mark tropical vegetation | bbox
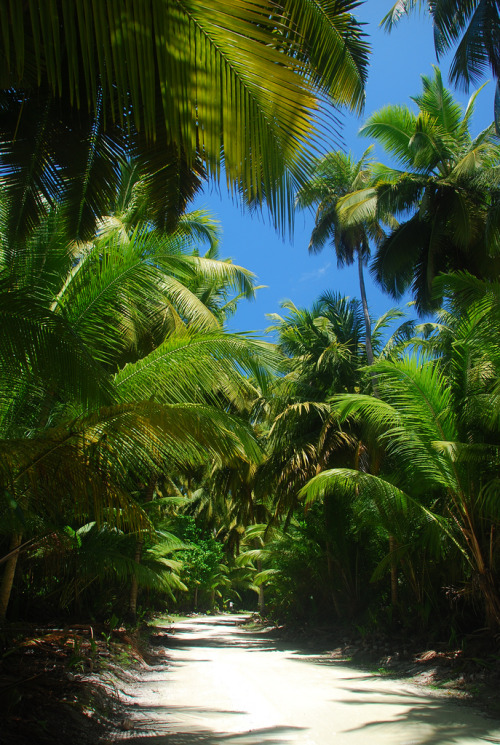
[0,0,369,238]
[2,1,500,660]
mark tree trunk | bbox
[257,559,265,614]
[325,543,341,618]
[0,533,22,622]
[129,538,143,623]
[389,534,398,610]
[129,474,156,623]
[357,251,374,365]
[479,569,500,631]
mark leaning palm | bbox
[301,289,500,630]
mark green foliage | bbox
[173,516,226,609]
[300,282,500,631]
[249,502,381,622]
[339,67,500,312]
[0,1,369,237]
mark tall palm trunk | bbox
[129,474,156,622]
[357,250,374,365]
[0,533,22,621]
[363,325,398,613]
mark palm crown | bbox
[338,68,500,312]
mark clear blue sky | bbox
[193,3,494,335]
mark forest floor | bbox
[1,614,500,744]
[0,621,153,745]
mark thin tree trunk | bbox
[129,474,156,623]
[478,569,500,631]
[389,534,398,610]
[0,533,22,622]
[357,251,374,365]
[129,539,143,623]
[325,543,341,618]
[257,560,265,614]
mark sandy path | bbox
[117,614,500,745]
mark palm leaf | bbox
[0,1,369,232]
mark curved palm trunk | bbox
[357,250,374,365]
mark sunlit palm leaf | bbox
[0,0,369,232]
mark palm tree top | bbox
[295,146,378,261]
[360,67,493,177]
[339,66,500,313]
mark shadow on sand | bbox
[115,616,500,745]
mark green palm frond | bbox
[53,229,261,368]
[381,1,423,31]
[0,1,369,232]
[412,67,465,137]
[0,89,126,242]
[0,399,264,529]
[299,467,468,558]
[442,1,500,87]
[279,0,368,110]
[370,357,457,442]
[114,331,280,407]
[0,283,114,419]
[175,211,221,254]
[360,106,419,168]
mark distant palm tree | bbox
[296,149,387,364]
[338,68,500,312]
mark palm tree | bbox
[382,1,500,126]
[301,277,500,630]
[338,67,500,312]
[24,522,189,618]
[0,1,369,239]
[0,210,279,620]
[296,149,387,364]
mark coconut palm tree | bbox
[0,209,279,620]
[301,277,500,630]
[296,149,388,364]
[338,67,500,312]
[0,1,369,240]
[382,0,500,126]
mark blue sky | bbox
[193,3,494,335]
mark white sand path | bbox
[116,614,500,745]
